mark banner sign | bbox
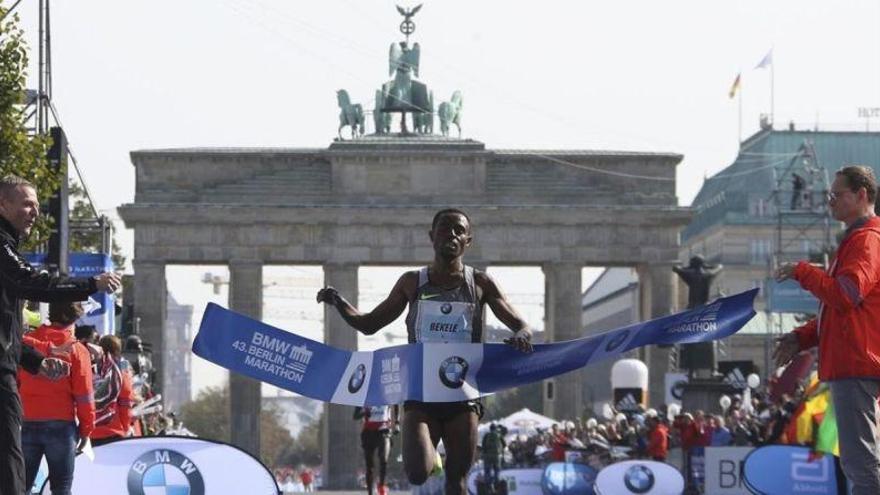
[542,462,598,495]
[613,387,645,413]
[193,289,757,406]
[743,445,838,495]
[689,447,705,489]
[39,436,278,494]
[704,447,751,495]
[766,278,818,313]
[499,469,544,495]
[26,252,115,333]
[664,372,688,406]
[594,461,684,495]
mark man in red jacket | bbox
[774,165,880,495]
[646,415,669,462]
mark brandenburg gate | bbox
[118,6,689,488]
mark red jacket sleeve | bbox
[71,344,95,438]
[117,368,134,434]
[21,335,51,356]
[792,318,818,351]
[794,230,880,313]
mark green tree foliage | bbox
[278,413,323,468]
[482,381,543,421]
[0,7,59,249]
[178,386,294,467]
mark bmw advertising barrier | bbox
[542,462,598,495]
[193,289,758,406]
[703,447,751,495]
[594,461,684,495]
[742,445,838,495]
[39,436,279,494]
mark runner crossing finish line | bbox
[192,288,758,406]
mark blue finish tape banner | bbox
[193,289,757,406]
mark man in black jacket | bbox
[0,175,119,495]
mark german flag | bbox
[728,73,741,99]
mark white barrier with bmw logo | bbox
[594,460,684,495]
[40,436,279,495]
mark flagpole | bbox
[770,50,775,127]
[739,85,743,143]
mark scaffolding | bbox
[763,140,834,371]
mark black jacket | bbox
[0,217,96,374]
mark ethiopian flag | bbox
[815,399,840,456]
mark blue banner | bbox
[26,253,115,334]
[192,289,757,406]
[743,445,838,495]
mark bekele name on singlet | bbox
[430,322,459,333]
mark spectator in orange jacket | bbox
[18,302,94,495]
[90,335,133,447]
[646,415,669,462]
[775,165,880,495]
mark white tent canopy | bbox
[478,408,560,444]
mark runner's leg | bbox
[378,431,390,488]
[402,407,440,486]
[440,409,478,495]
[363,430,376,495]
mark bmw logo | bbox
[439,356,469,389]
[348,364,367,393]
[671,380,687,400]
[127,449,205,495]
[441,303,453,314]
[605,330,630,352]
[623,464,655,493]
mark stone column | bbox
[322,263,360,489]
[228,260,263,457]
[638,264,678,407]
[542,263,582,420]
[132,260,167,393]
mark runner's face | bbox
[430,213,472,259]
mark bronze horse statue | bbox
[337,89,365,139]
[438,90,462,137]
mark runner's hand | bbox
[772,333,800,368]
[316,286,340,306]
[504,329,533,353]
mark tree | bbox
[278,412,323,468]
[0,6,60,249]
[178,385,295,467]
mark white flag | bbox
[755,49,773,69]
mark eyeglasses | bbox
[827,190,851,202]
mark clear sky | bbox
[9,0,880,401]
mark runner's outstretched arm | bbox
[317,272,414,335]
[475,271,533,352]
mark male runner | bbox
[318,208,532,495]
[354,404,399,495]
